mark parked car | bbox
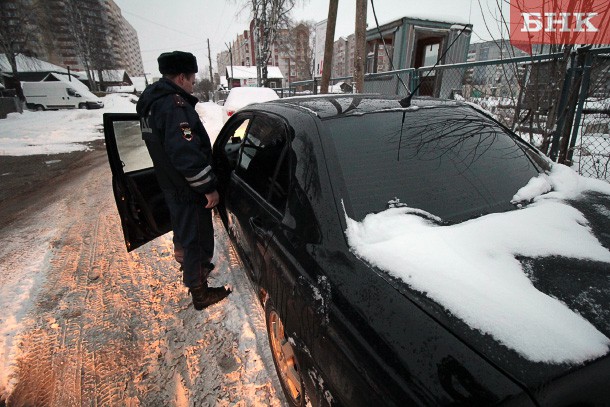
[103,95,610,406]
[222,86,279,122]
[22,81,103,110]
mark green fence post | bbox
[550,52,576,161]
[567,50,594,165]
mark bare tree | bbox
[473,0,604,158]
[277,20,315,83]
[248,0,299,87]
[63,0,114,92]
[194,74,214,101]
[0,0,46,102]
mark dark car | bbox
[103,95,610,406]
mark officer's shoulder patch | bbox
[173,94,186,107]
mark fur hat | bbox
[158,51,198,75]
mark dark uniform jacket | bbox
[136,78,216,202]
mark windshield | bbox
[326,105,549,222]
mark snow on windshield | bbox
[345,164,610,364]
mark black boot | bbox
[189,284,231,310]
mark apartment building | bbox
[105,0,144,76]
[466,40,529,98]
[218,22,312,88]
[1,0,143,77]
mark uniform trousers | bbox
[164,191,214,288]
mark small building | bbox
[365,16,472,97]
[0,54,87,90]
[226,65,285,88]
[91,69,133,92]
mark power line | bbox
[121,10,201,40]
[140,41,203,53]
[212,1,228,41]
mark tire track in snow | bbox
[3,150,285,406]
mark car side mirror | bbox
[75,93,82,97]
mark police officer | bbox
[136,51,230,310]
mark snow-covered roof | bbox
[106,85,136,93]
[376,13,471,27]
[226,65,284,80]
[0,54,86,79]
[91,69,130,83]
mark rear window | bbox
[327,105,549,222]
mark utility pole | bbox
[207,38,213,84]
[321,0,339,94]
[225,42,233,89]
[354,0,367,93]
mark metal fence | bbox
[284,47,610,182]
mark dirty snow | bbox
[346,164,610,364]
[0,95,269,403]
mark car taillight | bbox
[227,110,234,117]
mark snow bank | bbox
[346,164,610,364]
[0,94,137,156]
[195,102,224,144]
[0,95,224,157]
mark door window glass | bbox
[114,120,153,173]
[235,115,290,210]
[224,118,250,169]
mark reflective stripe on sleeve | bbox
[190,176,212,188]
[185,166,212,182]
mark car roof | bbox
[254,94,466,119]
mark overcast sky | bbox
[112,0,507,78]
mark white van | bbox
[23,81,104,110]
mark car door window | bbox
[113,120,153,173]
[224,118,251,169]
[235,114,290,211]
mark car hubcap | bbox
[269,310,302,403]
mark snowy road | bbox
[0,146,285,405]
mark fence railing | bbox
[283,47,610,182]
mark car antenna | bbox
[370,0,410,95]
[399,24,471,108]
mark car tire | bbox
[265,299,306,407]
[79,103,87,109]
[36,105,45,111]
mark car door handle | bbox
[249,217,271,239]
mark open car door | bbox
[103,113,170,251]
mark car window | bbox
[113,120,153,173]
[235,114,290,211]
[327,105,549,222]
[223,118,251,169]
